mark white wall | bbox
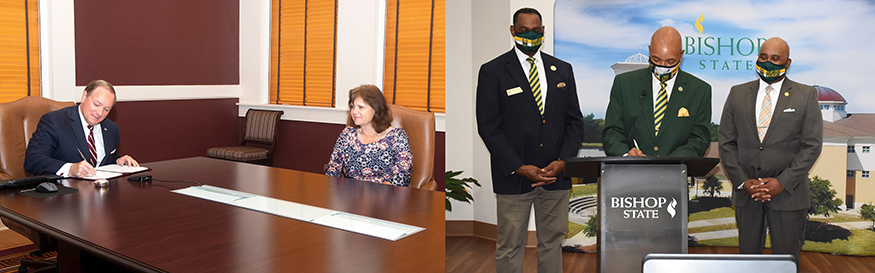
[856,142,875,171]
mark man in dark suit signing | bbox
[24,79,139,177]
[718,37,822,265]
[5,80,139,254]
[603,26,711,157]
[476,7,584,273]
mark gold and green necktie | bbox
[654,80,667,136]
[526,57,544,116]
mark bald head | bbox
[649,26,684,67]
[759,37,790,65]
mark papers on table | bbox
[96,164,149,174]
[172,185,425,241]
[79,164,150,180]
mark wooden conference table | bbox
[0,157,445,272]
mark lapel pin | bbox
[104,128,108,131]
[784,92,789,97]
[550,65,556,71]
[557,82,566,88]
[678,86,684,92]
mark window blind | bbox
[0,0,40,103]
[270,0,337,107]
[383,0,445,113]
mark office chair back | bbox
[388,105,437,190]
[0,96,75,179]
[244,109,283,143]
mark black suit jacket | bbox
[476,49,584,194]
[718,78,822,210]
[24,106,121,175]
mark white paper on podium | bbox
[172,185,425,241]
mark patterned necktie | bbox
[654,80,668,136]
[87,125,97,166]
[526,57,544,116]
[758,86,773,142]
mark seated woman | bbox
[325,85,413,187]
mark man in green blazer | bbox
[603,26,711,157]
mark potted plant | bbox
[445,170,481,212]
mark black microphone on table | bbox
[128,175,202,186]
[128,175,152,182]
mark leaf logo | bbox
[695,13,705,34]
[667,198,678,218]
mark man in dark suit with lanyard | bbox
[719,37,822,266]
[476,7,584,273]
[25,79,139,176]
[602,26,712,157]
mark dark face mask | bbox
[514,30,543,52]
[755,61,787,83]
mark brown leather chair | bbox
[0,96,74,180]
[387,105,437,190]
[0,96,73,257]
[207,109,284,166]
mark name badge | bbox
[506,87,523,96]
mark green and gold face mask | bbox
[755,61,787,83]
[649,60,679,82]
[514,31,543,53]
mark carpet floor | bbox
[0,245,56,273]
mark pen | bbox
[633,139,640,150]
[77,148,93,167]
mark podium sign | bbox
[565,156,719,273]
[600,163,688,273]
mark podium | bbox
[565,156,720,273]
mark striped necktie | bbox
[87,125,97,166]
[654,80,668,136]
[758,86,773,142]
[526,57,544,116]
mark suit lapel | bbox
[764,81,793,141]
[542,55,557,117]
[657,72,687,140]
[504,50,541,115]
[744,82,760,140]
[98,121,111,165]
[638,70,656,142]
[66,106,91,161]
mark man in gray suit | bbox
[718,37,822,264]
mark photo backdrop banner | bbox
[554,0,875,256]
[554,0,874,122]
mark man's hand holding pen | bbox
[74,148,97,177]
[71,160,96,178]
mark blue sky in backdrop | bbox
[553,0,875,122]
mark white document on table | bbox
[79,164,150,180]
